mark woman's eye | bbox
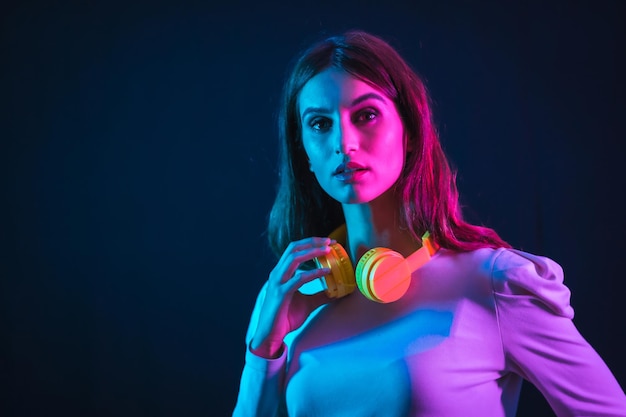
[355,109,378,123]
[310,118,332,132]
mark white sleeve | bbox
[492,249,626,417]
[232,282,288,417]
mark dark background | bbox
[2,0,625,416]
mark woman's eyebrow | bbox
[301,93,386,119]
[301,106,331,119]
[351,92,386,106]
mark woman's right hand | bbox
[249,237,335,359]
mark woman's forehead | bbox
[298,69,389,113]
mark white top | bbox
[233,247,626,416]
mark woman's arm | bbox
[232,237,333,416]
[232,282,287,417]
[492,249,626,416]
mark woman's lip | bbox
[345,161,365,170]
[333,161,366,175]
[334,168,368,182]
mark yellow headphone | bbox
[314,225,438,303]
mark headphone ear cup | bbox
[356,248,411,303]
[355,248,378,301]
[314,243,356,299]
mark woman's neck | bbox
[341,191,421,262]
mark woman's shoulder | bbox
[432,247,573,318]
[489,247,574,318]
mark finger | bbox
[284,266,331,293]
[278,246,333,283]
[286,237,335,254]
[279,238,335,274]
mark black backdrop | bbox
[2,1,625,416]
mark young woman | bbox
[232,30,626,416]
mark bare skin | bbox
[250,237,334,358]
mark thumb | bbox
[304,291,332,311]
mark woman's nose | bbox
[335,122,359,155]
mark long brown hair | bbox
[268,30,510,257]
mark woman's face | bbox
[298,69,405,204]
